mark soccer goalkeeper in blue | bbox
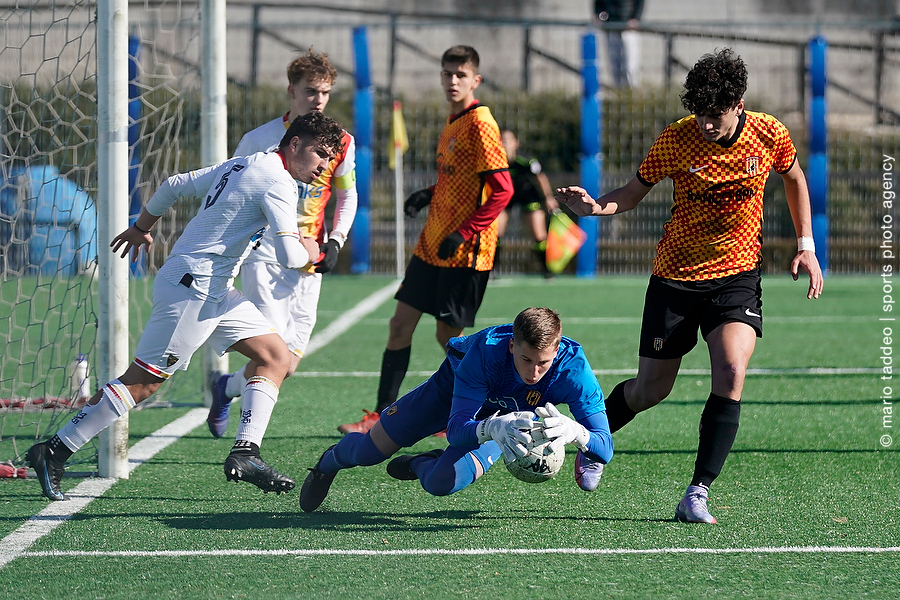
[300,307,612,512]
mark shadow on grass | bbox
[149,510,672,532]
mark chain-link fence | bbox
[217,5,899,275]
[3,2,899,278]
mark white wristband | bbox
[798,236,815,253]
[475,417,492,444]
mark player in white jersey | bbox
[26,112,346,501]
[206,49,358,438]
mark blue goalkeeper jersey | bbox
[445,324,612,462]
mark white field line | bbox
[346,315,874,326]
[0,408,208,569]
[20,545,900,559]
[0,281,399,570]
[303,280,399,357]
[298,367,880,378]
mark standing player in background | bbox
[495,128,558,277]
[557,49,823,523]
[301,308,612,512]
[592,0,644,88]
[338,45,513,435]
[27,113,345,500]
[206,49,357,438]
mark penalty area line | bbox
[21,545,900,559]
[0,408,208,570]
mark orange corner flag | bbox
[545,211,587,274]
[388,100,409,170]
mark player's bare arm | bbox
[299,236,320,266]
[556,176,650,217]
[535,172,559,212]
[780,161,824,299]
[110,207,158,262]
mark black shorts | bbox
[638,268,763,360]
[394,255,491,329]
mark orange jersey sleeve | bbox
[414,104,509,270]
[638,111,797,281]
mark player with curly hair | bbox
[557,48,823,523]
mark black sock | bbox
[230,440,260,455]
[376,346,411,412]
[47,435,73,463]
[691,393,741,489]
[604,381,637,433]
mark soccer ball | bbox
[503,426,565,483]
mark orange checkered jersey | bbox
[637,111,797,281]
[414,103,510,270]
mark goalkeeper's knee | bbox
[420,447,497,496]
[419,461,464,496]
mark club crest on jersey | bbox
[653,338,665,352]
[525,390,542,406]
[745,156,760,176]
[165,353,180,367]
[386,405,398,416]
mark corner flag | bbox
[388,100,409,170]
[545,210,587,274]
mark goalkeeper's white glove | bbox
[535,403,590,455]
[475,411,534,462]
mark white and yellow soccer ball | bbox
[503,424,565,483]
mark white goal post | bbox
[0,0,227,478]
[97,0,230,476]
[96,0,132,478]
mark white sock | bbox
[56,380,135,452]
[225,367,248,398]
[234,376,279,448]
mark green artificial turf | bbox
[0,274,896,599]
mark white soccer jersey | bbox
[151,151,301,301]
[233,113,357,265]
[233,117,285,157]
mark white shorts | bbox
[240,261,322,358]
[134,278,278,378]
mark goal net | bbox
[0,0,206,474]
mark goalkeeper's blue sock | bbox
[418,443,501,496]
[320,432,389,474]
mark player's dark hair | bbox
[680,48,748,116]
[513,307,562,350]
[286,47,338,85]
[441,45,480,70]
[279,111,344,156]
